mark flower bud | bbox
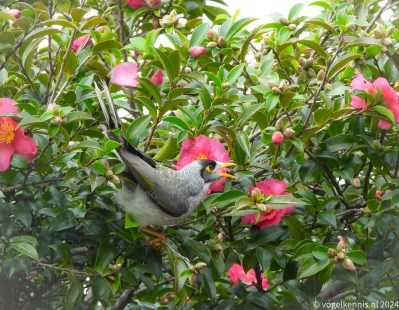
[256,203,267,212]
[47,103,60,115]
[268,80,278,88]
[382,37,393,46]
[279,16,289,25]
[373,28,384,39]
[337,251,346,259]
[275,118,284,131]
[207,41,218,48]
[327,248,337,258]
[337,236,347,252]
[211,243,223,252]
[386,26,395,37]
[189,46,206,58]
[333,256,340,264]
[51,116,64,126]
[352,178,361,188]
[272,131,285,145]
[251,187,262,201]
[105,169,114,179]
[317,70,325,81]
[7,9,21,19]
[145,0,162,9]
[184,67,192,74]
[283,128,295,138]
[102,159,110,168]
[375,189,383,200]
[272,87,281,95]
[305,58,314,69]
[290,17,298,24]
[373,140,383,150]
[324,83,332,91]
[360,30,369,37]
[160,19,173,28]
[298,58,306,67]
[307,68,316,77]
[263,35,270,43]
[288,24,297,31]
[217,232,224,241]
[189,273,196,285]
[207,29,219,41]
[342,257,356,271]
[222,82,231,89]
[194,262,207,271]
[346,23,355,30]
[68,141,75,148]
[108,263,122,272]
[217,36,227,47]
[279,80,287,89]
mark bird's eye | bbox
[205,165,212,173]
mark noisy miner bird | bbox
[94,81,235,241]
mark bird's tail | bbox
[94,80,157,168]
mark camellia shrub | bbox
[1,0,399,309]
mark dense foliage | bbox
[1,0,399,309]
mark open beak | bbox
[217,162,236,179]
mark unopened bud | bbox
[373,28,384,39]
[283,128,295,138]
[207,41,218,48]
[337,251,346,259]
[102,159,110,168]
[263,35,270,43]
[256,203,267,212]
[382,37,393,45]
[222,82,231,89]
[327,248,337,258]
[272,87,281,95]
[217,232,224,241]
[194,262,207,271]
[211,243,223,252]
[279,16,289,25]
[373,140,383,150]
[317,70,325,81]
[189,273,196,285]
[47,103,60,115]
[360,30,369,37]
[51,116,64,126]
[272,131,285,145]
[352,178,361,188]
[145,0,162,9]
[279,80,287,89]
[105,169,114,179]
[307,68,316,77]
[255,51,263,60]
[184,67,192,74]
[290,17,298,24]
[346,23,355,30]
[375,189,383,200]
[386,26,395,37]
[268,80,278,88]
[207,29,219,41]
[333,256,340,264]
[342,257,356,271]
[288,24,297,31]
[298,58,306,67]
[324,83,332,91]
[251,187,262,201]
[337,236,348,252]
[217,36,227,47]
[275,118,284,131]
[305,58,314,69]
[68,141,75,148]
[108,263,122,272]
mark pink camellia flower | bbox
[375,189,383,200]
[175,135,230,196]
[126,0,148,9]
[241,179,295,229]
[272,131,284,145]
[189,46,206,58]
[8,9,21,19]
[350,72,399,129]
[0,98,37,171]
[150,70,163,86]
[229,263,269,289]
[110,63,139,88]
[71,35,92,53]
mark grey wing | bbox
[151,169,203,217]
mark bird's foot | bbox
[142,228,166,247]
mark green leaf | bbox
[236,131,251,157]
[285,280,311,304]
[345,37,382,50]
[203,272,216,301]
[265,195,301,210]
[314,108,332,127]
[19,29,63,59]
[91,40,122,55]
[125,213,140,228]
[72,140,103,151]
[95,239,116,272]
[327,54,361,79]
[225,64,244,84]
[153,136,177,161]
[65,111,94,123]
[290,137,304,155]
[252,226,285,245]
[10,236,38,246]
[346,250,366,265]
[129,37,146,52]
[81,17,108,30]
[293,243,317,261]
[43,19,80,31]
[308,1,334,12]
[71,8,87,23]
[153,48,175,82]
[135,96,157,123]
[10,242,39,261]
[305,19,337,35]
[336,9,347,25]
[137,77,162,105]
[226,18,257,40]
[288,3,305,20]
[312,245,331,260]
[49,244,72,266]
[317,211,337,228]
[297,257,330,279]
[10,154,28,169]
[163,116,190,130]
[66,274,83,307]
[48,212,77,232]
[371,106,394,123]
[126,115,151,144]
[189,22,210,47]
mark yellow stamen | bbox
[196,153,208,160]
[0,120,15,144]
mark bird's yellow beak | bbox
[217,162,236,179]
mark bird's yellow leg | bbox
[141,228,166,246]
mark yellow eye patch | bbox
[205,166,211,172]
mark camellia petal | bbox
[373,78,398,105]
[150,70,164,86]
[0,143,15,172]
[111,63,139,88]
[126,0,148,9]
[228,263,269,289]
[71,34,92,53]
[0,98,18,114]
[12,128,38,163]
